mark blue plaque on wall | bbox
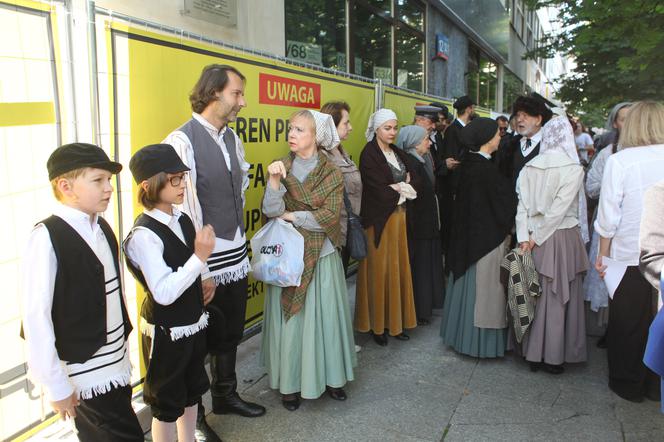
[435,33,450,60]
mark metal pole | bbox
[86,0,101,146]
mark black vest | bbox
[512,141,541,188]
[124,213,204,328]
[39,216,132,363]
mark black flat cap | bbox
[453,96,475,112]
[47,143,122,180]
[461,117,499,151]
[430,101,452,120]
[129,144,190,184]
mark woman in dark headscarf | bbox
[396,125,445,325]
[441,117,516,358]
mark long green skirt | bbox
[260,251,357,399]
[440,264,507,358]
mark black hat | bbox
[414,105,442,122]
[460,117,499,152]
[129,144,190,184]
[47,143,122,180]
[453,95,474,112]
[430,101,452,120]
[512,95,553,124]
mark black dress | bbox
[404,154,445,321]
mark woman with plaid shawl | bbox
[259,110,357,411]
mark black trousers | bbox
[75,385,143,441]
[206,277,249,354]
[607,266,659,399]
[143,327,209,422]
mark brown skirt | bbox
[355,207,417,335]
[522,227,589,365]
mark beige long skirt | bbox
[355,207,417,336]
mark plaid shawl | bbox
[500,249,541,343]
[279,152,343,320]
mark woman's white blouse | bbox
[595,144,664,265]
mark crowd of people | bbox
[19,63,664,442]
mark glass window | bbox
[284,0,346,70]
[478,57,497,110]
[503,68,524,113]
[395,27,423,90]
[352,3,392,80]
[395,0,424,30]
[366,0,392,17]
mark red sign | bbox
[259,73,321,109]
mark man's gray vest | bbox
[178,118,244,240]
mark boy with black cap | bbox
[21,143,142,441]
[123,143,216,441]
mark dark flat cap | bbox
[453,96,475,111]
[430,101,452,120]
[461,117,499,151]
[47,143,122,180]
[129,144,189,183]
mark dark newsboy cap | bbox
[47,143,123,180]
[430,101,452,120]
[129,144,190,184]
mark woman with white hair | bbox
[355,109,418,346]
[516,116,589,374]
[261,110,357,411]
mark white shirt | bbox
[164,113,250,233]
[585,145,613,199]
[22,204,130,401]
[516,153,584,245]
[575,132,594,162]
[595,144,664,264]
[124,207,206,306]
[165,113,251,283]
[455,118,466,128]
[519,129,543,158]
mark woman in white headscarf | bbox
[516,116,590,374]
[355,109,418,346]
[260,110,356,411]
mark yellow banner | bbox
[109,24,375,339]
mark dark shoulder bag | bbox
[343,190,368,260]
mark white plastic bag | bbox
[250,218,305,287]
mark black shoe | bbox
[372,331,388,346]
[195,405,223,442]
[417,318,430,326]
[326,386,347,401]
[212,392,266,417]
[529,362,541,372]
[281,394,300,411]
[543,363,564,375]
[210,352,266,417]
[596,335,607,349]
[394,333,410,341]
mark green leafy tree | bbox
[525,0,664,125]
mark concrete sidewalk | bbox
[205,276,664,442]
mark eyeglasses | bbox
[168,174,186,187]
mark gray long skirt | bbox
[522,227,589,365]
